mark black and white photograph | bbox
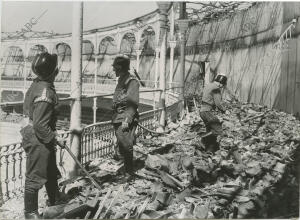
[0,0,299,219]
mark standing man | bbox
[20,52,65,219]
[111,55,139,181]
[199,74,228,152]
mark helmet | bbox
[31,52,58,80]
[214,74,227,85]
[112,55,130,71]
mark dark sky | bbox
[1,1,157,34]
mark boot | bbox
[45,180,56,206]
[124,160,135,182]
[113,145,124,162]
[45,180,68,206]
[202,134,219,153]
[24,191,41,219]
[25,212,41,219]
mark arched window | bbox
[1,46,24,78]
[99,36,117,55]
[53,43,71,82]
[120,33,136,56]
[140,27,155,56]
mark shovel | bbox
[57,142,102,191]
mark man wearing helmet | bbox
[20,52,65,218]
[199,74,229,152]
[111,55,139,181]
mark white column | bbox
[93,55,98,124]
[23,44,28,97]
[69,1,83,178]
[170,5,175,37]
[23,60,27,96]
[177,18,189,116]
[154,48,160,89]
[169,40,176,90]
[153,48,160,110]
[157,2,171,131]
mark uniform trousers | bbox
[199,111,223,151]
[20,125,60,196]
[113,122,137,174]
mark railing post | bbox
[178,2,189,117]
[93,55,98,124]
[157,2,171,131]
[154,48,160,110]
[69,1,83,178]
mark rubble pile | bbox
[0,102,299,219]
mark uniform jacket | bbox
[23,78,58,144]
[200,81,225,113]
[112,72,139,124]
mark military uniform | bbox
[200,81,226,151]
[112,72,139,174]
[21,78,60,216]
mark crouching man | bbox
[200,74,228,152]
[21,52,65,219]
[111,55,139,181]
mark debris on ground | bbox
[0,101,299,219]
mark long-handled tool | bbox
[57,142,102,191]
[133,68,146,87]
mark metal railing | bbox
[0,88,180,203]
[0,131,71,202]
[0,142,25,201]
[273,18,297,49]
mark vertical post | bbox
[154,48,160,89]
[23,60,27,99]
[93,55,97,124]
[157,2,171,131]
[69,1,83,178]
[136,49,142,73]
[169,4,176,90]
[169,41,176,91]
[93,33,98,124]
[23,44,28,98]
[153,48,160,110]
[177,2,189,117]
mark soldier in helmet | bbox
[111,55,139,181]
[20,52,65,219]
[199,74,229,152]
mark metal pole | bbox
[169,4,176,91]
[157,2,171,131]
[23,60,27,98]
[69,1,83,178]
[23,44,28,99]
[159,31,166,130]
[169,41,176,91]
[153,48,160,110]
[93,55,97,124]
[178,2,189,117]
